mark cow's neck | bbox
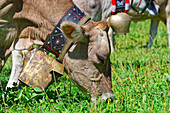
[43,5,90,62]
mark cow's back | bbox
[0,0,74,59]
[13,0,74,42]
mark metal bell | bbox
[19,48,64,91]
[109,12,131,35]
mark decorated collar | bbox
[111,0,130,15]
[43,5,90,58]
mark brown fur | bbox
[0,0,113,99]
[73,0,170,48]
[0,0,73,70]
[61,20,112,98]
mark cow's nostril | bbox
[101,93,114,102]
[91,5,96,9]
[89,3,97,9]
[89,1,97,9]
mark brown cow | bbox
[73,0,169,49]
[0,0,74,88]
[0,0,114,100]
[61,20,113,100]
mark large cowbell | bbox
[109,12,131,35]
[19,48,64,91]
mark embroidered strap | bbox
[43,5,90,58]
[111,0,130,15]
[131,0,151,14]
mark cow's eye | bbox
[97,28,104,36]
[97,55,104,64]
[100,32,104,36]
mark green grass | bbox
[0,20,170,112]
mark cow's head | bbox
[61,20,113,101]
[73,0,160,21]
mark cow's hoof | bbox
[1,92,8,99]
[147,43,152,49]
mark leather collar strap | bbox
[131,0,150,14]
[43,5,90,58]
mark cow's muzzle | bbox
[91,92,114,102]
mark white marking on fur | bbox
[6,50,28,89]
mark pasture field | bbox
[0,20,170,113]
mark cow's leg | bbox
[147,19,159,49]
[0,52,11,72]
[6,49,28,89]
[108,27,114,53]
[166,1,170,47]
[0,56,10,72]
[0,58,5,72]
[167,21,170,47]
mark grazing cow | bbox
[0,0,113,100]
[0,0,74,89]
[61,20,113,100]
[73,0,169,49]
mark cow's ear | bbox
[61,21,85,42]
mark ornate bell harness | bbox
[111,0,153,15]
[111,0,130,14]
[43,5,90,61]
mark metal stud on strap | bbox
[43,5,90,59]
